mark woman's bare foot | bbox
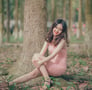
[42,79,53,90]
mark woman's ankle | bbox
[9,81,14,86]
[44,77,50,81]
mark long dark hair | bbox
[45,19,69,46]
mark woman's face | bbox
[53,24,63,36]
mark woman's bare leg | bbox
[39,65,50,81]
[9,68,41,86]
[8,64,50,89]
[32,54,51,88]
[39,65,51,89]
[32,54,50,81]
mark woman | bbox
[0,19,68,89]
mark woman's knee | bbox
[32,53,43,64]
[32,53,45,67]
[32,53,40,61]
[33,53,40,59]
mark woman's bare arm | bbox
[32,41,48,65]
[41,39,65,63]
[40,41,49,56]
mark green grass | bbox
[3,35,23,43]
[70,35,84,43]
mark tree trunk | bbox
[51,0,55,22]
[68,0,72,40]
[0,0,3,46]
[62,0,66,20]
[9,0,47,85]
[2,0,4,38]
[6,0,10,42]
[77,0,82,39]
[56,0,61,19]
[13,0,19,40]
[85,0,92,56]
[51,0,57,22]
[19,0,24,39]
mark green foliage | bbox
[89,81,92,85]
[9,83,16,90]
[68,52,88,59]
[3,37,6,42]
[0,62,4,65]
[66,82,76,90]
[7,75,14,82]
[54,81,61,86]
[60,88,63,90]
[72,60,77,66]
[78,59,87,66]
[6,58,13,64]
[3,35,23,43]
[70,35,84,44]
[77,71,86,76]
[8,83,31,90]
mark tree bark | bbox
[85,0,92,56]
[51,0,55,22]
[56,0,61,19]
[51,0,57,22]
[62,0,66,20]
[2,0,4,38]
[0,0,3,46]
[6,0,10,42]
[13,0,19,40]
[77,0,82,39]
[68,0,72,40]
[19,0,24,39]
[9,0,47,85]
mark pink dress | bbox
[45,43,67,76]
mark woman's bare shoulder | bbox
[59,39,66,48]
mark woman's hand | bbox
[37,60,44,67]
[37,57,46,68]
[32,53,46,68]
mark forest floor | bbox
[0,44,92,90]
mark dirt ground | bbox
[0,45,22,75]
[0,44,92,90]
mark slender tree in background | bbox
[51,0,56,22]
[77,0,82,39]
[51,0,55,22]
[85,0,92,56]
[82,0,85,23]
[62,0,66,20]
[68,0,72,39]
[56,0,61,19]
[0,0,2,46]
[2,0,4,38]
[6,0,10,42]
[9,0,47,85]
[13,0,18,40]
[19,0,24,39]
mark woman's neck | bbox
[51,36,56,45]
[53,36,56,40]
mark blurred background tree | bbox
[85,0,92,56]
[0,0,87,44]
[0,0,3,46]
